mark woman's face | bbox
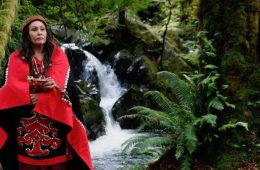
[28,21,47,47]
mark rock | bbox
[81,97,105,140]
[112,49,134,83]
[125,54,158,86]
[111,85,145,129]
[64,48,87,80]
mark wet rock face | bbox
[81,97,105,140]
[111,85,145,129]
[125,57,150,85]
[76,79,103,140]
[112,50,134,83]
[112,50,158,86]
[64,48,87,81]
[63,47,105,140]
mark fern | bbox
[118,113,143,121]
[180,156,191,170]
[183,124,197,154]
[218,122,249,132]
[193,114,217,128]
[157,71,195,110]
[142,136,174,148]
[208,97,224,111]
[122,135,150,153]
[120,65,242,169]
[122,134,174,163]
[175,134,185,159]
[127,106,178,132]
[144,90,177,114]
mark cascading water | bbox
[85,52,138,170]
[62,44,137,170]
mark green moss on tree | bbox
[0,0,18,59]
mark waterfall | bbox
[62,44,136,170]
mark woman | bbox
[0,15,93,170]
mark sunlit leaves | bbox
[218,122,249,132]
[35,0,154,44]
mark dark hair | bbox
[18,21,53,73]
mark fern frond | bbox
[117,114,143,122]
[175,133,185,159]
[128,106,177,132]
[180,156,191,170]
[183,74,196,87]
[204,64,218,70]
[208,98,224,111]
[122,135,173,162]
[184,124,198,154]
[139,148,162,157]
[141,136,173,148]
[122,135,150,153]
[218,122,249,132]
[193,114,217,128]
[157,71,195,110]
[145,90,177,114]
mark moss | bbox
[246,0,259,63]
[249,70,260,89]
[236,88,256,100]
[0,0,19,63]
[216,151,248,170]
[0,32,9,45]
[0,46,4,59]
[142,55,158,74]
[221,50,248,75]
[81,98,103,124]
[162,50,191,73]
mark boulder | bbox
[81,97,105,140]
[111,85,146,129]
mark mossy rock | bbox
[162,49,191,73]
[81,97,105,140]
[125,54,158,86]
[112,49,134,82]
[77,81,100,104]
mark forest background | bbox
[0,0,259,169]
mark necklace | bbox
[31,57,45,78]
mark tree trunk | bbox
[198,0,260,168]
[0,0,19,61]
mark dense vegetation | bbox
[0,0,259,169]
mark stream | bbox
[62,44,145,170]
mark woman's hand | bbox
[41,77,56,91]
[30,93,38,105]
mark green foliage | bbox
[158,71,195,110]
[184,124,197,154]
[0,0,19,78]
[122,135,173,155]
[0,0,41,78]
[121,134,174,169]
[145,91,177,114]
[180,156,191,170]
[182,31,217,69]
[218,122,249,132]
[119,106,178,133]
[30,0,154,44]
[194,114,217,128]
[119,33,248,169]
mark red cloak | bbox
[0,43,93,170]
